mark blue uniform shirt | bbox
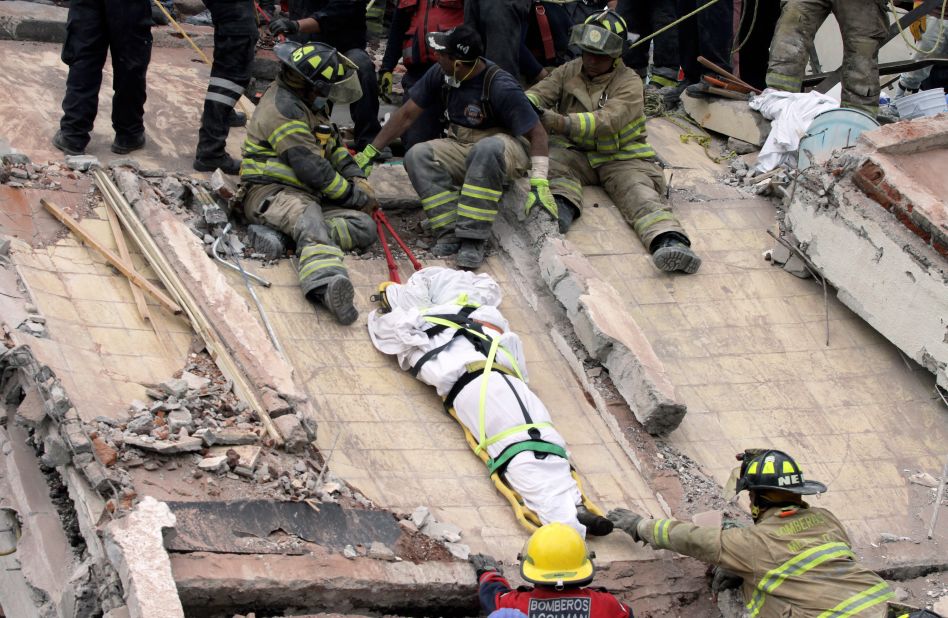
[409,60,539,136]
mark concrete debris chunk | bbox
[273,414,308,453]
[201,427,257,446]
[207,444,261,469]
[727,136,758,155]
[445,542,471,560]
[878,532,914,544]
[343,544,358,559]
[65,155,100,171]
[261,387,293,418]
[41,432,71,467]
[167,409,194,433]
[367,541,398,561]
[179,370,210,391]
[410,505,432,529]
[126,413,155,435]
[197,455,228,472]
[61,422,92,454]
[908,472,939,488]
[124,435,204,455]
[210,168,237,199]
[159,176,187,203]
[421,520,462,543]
[159,378,189,398]
[1,152,30,166]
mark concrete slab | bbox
[680,93,771,146]
[0,41,245,174]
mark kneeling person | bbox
[240,42,376,325]
[527,10,701,274]
[367,267,612,536]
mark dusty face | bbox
[582,51,615,78]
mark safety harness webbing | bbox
[412,301,567,473]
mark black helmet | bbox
[735,449,827,495]
[570,9,630,58]
[274,41,362,104]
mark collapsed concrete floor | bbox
[1,11,947,618]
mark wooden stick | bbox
[697,55,762,94]
[105,203,151,322]
[40,198,184,316]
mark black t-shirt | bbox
[409,60,539,135]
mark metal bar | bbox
[928,454,948,539]
[211,235,272,287]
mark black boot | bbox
[318,275,358,325]
[52,131,84,156]
[111,133,146,154]
[430,232,461,257]
[650,232,702,274]
[193,154,240,175]
[248,224,289,260]
[456,239,487,270]
[556,196,580,234]
[577,505,614,536]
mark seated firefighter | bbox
[526,10,702,275]
[239,41,376,325]
[609,449,895,618]
[473,523,632,617]
[353,25,557,270]
[367,267,614,536]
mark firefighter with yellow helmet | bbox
[526,9,701,274]
[239,41,377,325]
[609,449,895,618]
[473,522,633,617]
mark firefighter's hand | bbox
[710,566,743,602]
[338,179,370,210]
[524,177,557,218]
[607,508,643,542]
[469,553,502,578]
[540,110,569,135]
[378,70,394,103]
[354,144,381,176]
[269,17,300,36]
[353,177,378,212]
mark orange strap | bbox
[534,3,556,63]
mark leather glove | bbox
[354,144,382,176]
[338,179,369,211]
[910,14,926,42]
[524,177,557,218]
[378,70,394,103]
[269,17,300,36]
[469,553,502,578]
[710,566,742,601]
[540,110,569,136]
[607,508,643,541]
[352,177,377,212]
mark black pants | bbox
[344,48,383,150]
[676,0,733,83]
[59,0,153,149]
[735,0,781,90]
[196,0,258,160]
[465,0,532,78]
[618,0,680,77]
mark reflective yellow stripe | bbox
[422,190,457,210]
[526,92,542,106]
[766,72,802,91]
[550,177,583,196]
[239,159,306,189]
[428,210,458,228]
[242,140,276,157]
[747,542,854,617]
[300,244,343,261]
[650,74,677,88]
[330,218,353,251]
[458,203,497,221]
[817,582,894,618]
[268,120,311,148]
[299,257,345,280]
[573,112,595,139]
[651,519,672,547]
[331,147,350,165]
[460,184,502,201]
[587,145,657,166]
[322,172,348,200]
[633,210,678,237]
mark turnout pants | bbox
[59,0,153,150]
[452,372,585,536]
[404,128,530,241]
[243,185,375,297]
[767,0,888,114]
[196,0,258,160]
[617,0,680,85]
[550,148,686,250]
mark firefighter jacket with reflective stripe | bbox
[526,58,656,167]
[240,76,363,199]
[636,505,892,618]
[397,0,464,68]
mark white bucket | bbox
[894,88,947,120]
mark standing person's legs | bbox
[736,0,781,90]
[344,48,383,150]
[57,0,110,153]
[676,0,700,84]
[195,0,258,172]
[476,0,532,76]
[696,0,733,75]
[651,0,682,86]
[617,0,652,77]
[105,0,153,152]
[834,0,888,114]
[766,0,831,93]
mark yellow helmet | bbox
[520,523,595,588]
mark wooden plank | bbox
[39,198,184,316]
[104,203,151,322]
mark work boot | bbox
[455,239,487,270]
[317,275,358,325]
[52,131,84,156]
[228,110,247,128]
[658,80,692,109]
[193,154,240,175]
[650,232,702,274]
[684,79,712,98]
[556,197,580,234]
[111,133,146,155]
[577,505,614,536]
[430,233,461,257]
[247,224,289,260]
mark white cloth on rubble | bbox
[366,267,585,536]
[749,88,838,173]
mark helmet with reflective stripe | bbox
[520,522,595,588]
[569,9,629,58]
[736,449,827,495]
[274,41,363,104]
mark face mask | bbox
[443,60,476,88]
